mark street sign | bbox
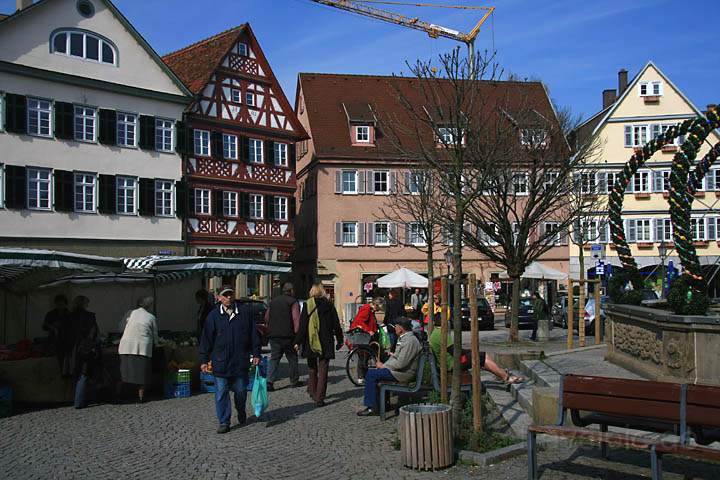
[591,244,604,259]
[595,260,605,276]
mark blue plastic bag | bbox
[251,366,268,418]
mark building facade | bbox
[162,25,306,296]
[570,62,720,295]
[294,73,569,321]
[0,0,192,257]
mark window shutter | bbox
[572,173,581,193]
[267,195,275,221]
[573,220,581,244]
[357,222,366,246]
[175,121,186,154]
[289,197,296,220]
[597,172,607,194]
[288,143,296,170]
[5,93,27,134]
[655,219,663,243]
[366,170,375,194]
[212,190,224,218]
[390,222,398,245]
[334,170,342,194]
[358,171,366,194]
[367,222,375,245]
[53,170,74,212]
[139,115,156,150]
[624,125,632,147]
[404,223,410,245]
[138,178,155,216]
[240,192,250,219]
[334,222,342,246]
[651,124,661,140]
[174,180,187,217]
[652,171,663,192]
[709,217,717,241]
[188,186,196,215]
[403,171,410,194]
[98,174,116,214]
[626,175,635,193]
[98,109,117,145]
[626,219,637,243]
[53,102,74,140]
[707,170,717,191]
[211,131,222,159]
[240,137,250,163]
[265,140,274,164]
[389,171,397,194]
[4,165,26,209]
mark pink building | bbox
[293,73,569,321]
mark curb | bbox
[457,441,528,466]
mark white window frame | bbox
[116,176,137,215]
[223,134,238,160]
[342,170,358,194]
[238,43,248,56]
[634,170,651,193]
[543,222,562,245]
[520,128,548,147]
[274,196,288,221]
[274,142,288,167]
[116,112,137,148]
[407,171,423,195]
[194,129,210,157]
[27,98,52,137]
[543,172,559,191]
[342,222,358,246]
[635,218,653,242]
[194,188,211,215]
[355,125,370,143]
[660,170,671,192]
[408,222,426,246]
[223,191,238,217]
[74,105,96,142]
[437,127,462,145]
[246,92,256,107]
[626,124,649,147]
[691,217,706,241]
[658,218,673,242]
[74,172,96,213]
[27,168,52,210]
[249,138,263,163]
[640,81,663,96]
[580,172,597,195]
[230,89,241,103]
[154,180,173,217]
[155,118,174,152]
[373,170,389,195]
[50,29,117,66]
[374,222,390,246]
[249,193,263,219]
[512,172,529,196]
[605,172,618,194]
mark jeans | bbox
[363,368,396,410]
[214,374,249,427]
[307,357,329,403]
[74,374,88,409]
[267,337,299,385]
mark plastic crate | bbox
[0,384,11,418]
[164,381,191,399]
[165,369,191,384]
[200,372,215,394]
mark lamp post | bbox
[658,241,668,299]
[444,248,453,277]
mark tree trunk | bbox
[469,274,482,432]
[509,276,521,342]
[578,244,586,347]
[427,244,435,336]
[450,213,464,432]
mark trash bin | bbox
[399,404,453,470]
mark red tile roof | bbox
[162,25,246,94]
[298,73,560,159]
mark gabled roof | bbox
[162,25,246,94]
[297,72,560,159]
[0,0,192,97]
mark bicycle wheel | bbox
[346,346,377,386]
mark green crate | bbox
[165,369,191,384]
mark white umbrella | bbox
[499,262,567,280]
[376,267,429,289]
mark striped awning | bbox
[123,255,291,276]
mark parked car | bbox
[504,297,537,330]
[553,295,608,332]
[459,298,495,331]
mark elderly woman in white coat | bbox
[118,297,159,403]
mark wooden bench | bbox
[527,374,720,480]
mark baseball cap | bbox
[219,286,235,296]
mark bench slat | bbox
[687,384,720,408]
[655,443,720,462]
[564,375,681,402]
[564,392,681,422]
[529,425,657,450]
[687,405,720,429]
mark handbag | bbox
[251,366,268,418]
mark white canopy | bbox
[376,267,429,289]
[499,262,567,281]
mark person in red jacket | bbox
[349,298,384,335]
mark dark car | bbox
[504,297,537,330]
[459,298,495,331]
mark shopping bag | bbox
[251,367,268,417]
[378,325,391,351]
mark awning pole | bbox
[24,292,29,340]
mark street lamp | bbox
[658,241,668,299]
[444,248,453,275]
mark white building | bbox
[0,0,192,257]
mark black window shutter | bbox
[265,140,273,164]
[240,192,249,219]
[289,197,296,220]
[53,170,74,211]
[138,178,155,216]
[240,137,250,163]
[175,121,186,155]
[174,180,187,217]
[139,115,155,150]
[98,109,117,145]
[4,165,26,209]
[188,186,196,215]
[267,195,275,221]
[212,190,224,217]
[98,174,116,214]
[5,94,27,134]
[289,143,296,170]
[211,131,223,159]
[53,102,74,140]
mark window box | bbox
[661,145,678,153]
[634,193,651,199]
[637,242,654,249]
[715,191,720,198]
[633,147,644,154]
[582,244,596,250]
[609,243,617,250]
[643,95,660,104]
[663,192,670,199]
[694,191,705,198]
[693,240,709,248]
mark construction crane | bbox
[309,0,495,65]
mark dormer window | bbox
[639,81,662,97]
[520,128,548,147]
[437,127,464,146]
[343,103,376,146]
[238,43,248,57]
[51,29,117,66]
[356,125,371,143]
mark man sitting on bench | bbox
[357,317,421,417]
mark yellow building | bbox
[571,62,720,295]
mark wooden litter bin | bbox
[399,404,454,470]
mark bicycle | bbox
[344,327,388,386]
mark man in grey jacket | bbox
[357,317,421,416]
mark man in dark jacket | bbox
[264,282,302,391]
[384,289,405,350]
[200,287,261,434]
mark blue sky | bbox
[3,0,718,120]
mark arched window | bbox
[50,29,117,66]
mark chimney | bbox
[618,69,628,95]
[602,89,617,109]
[708,104,718,112]
[16,0,32,10]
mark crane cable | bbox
[355,1,492,10]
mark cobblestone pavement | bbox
[1,358,718,479]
